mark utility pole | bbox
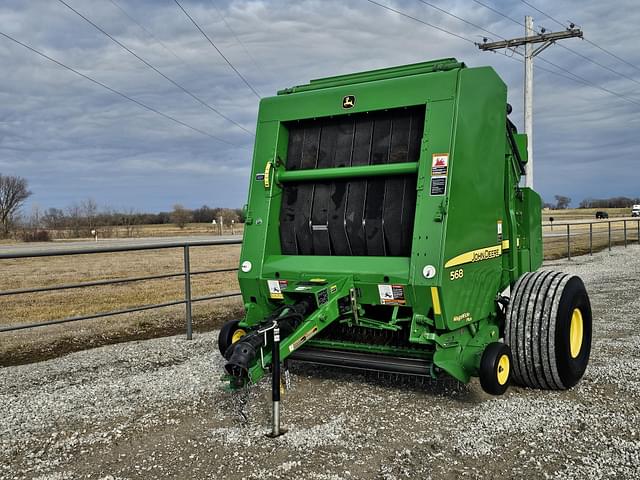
[524,15,534,188]
[478,18,582,189]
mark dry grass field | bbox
[0,222,244,245]
[1,209,639,367]
[0,244,243,366]
[541,207,632,221]
[105,222,245,238]
[543,217,640,259]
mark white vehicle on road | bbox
[632,205,640,217]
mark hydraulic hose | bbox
[224,300,312,379]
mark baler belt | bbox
[280,106,425,257]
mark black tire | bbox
[505,271,592,389]
[479,342,512,395]
[218,320,246,356]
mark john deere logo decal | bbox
[342,95,355,109]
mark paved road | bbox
[0,235,242,255]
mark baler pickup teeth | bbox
[289,347,433,377]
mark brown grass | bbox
[2,212,639,367]
[0,222,244,245]
[543,218,640,259]
[0,244,243,366]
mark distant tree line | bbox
[578,197,640,209]
[543,195,640,210]
[0,172,244,240]
[25,202,245,238]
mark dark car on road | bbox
[596,211,609,219]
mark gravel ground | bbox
[2,246,640,479]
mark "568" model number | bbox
[450,268,464,281]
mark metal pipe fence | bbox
[0,239,242,337]
[543,218,640,260]
[1,219,637,336]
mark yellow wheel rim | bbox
[231,329,246,344]
[497,354,510,385]
[570,308,584,358]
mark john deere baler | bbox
[220,58,592,402]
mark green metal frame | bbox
[232,58,542,387]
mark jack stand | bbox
[266,323,287,438]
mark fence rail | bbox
[0,239,242,336]
[543,218,640,260]
[1,219,638,336]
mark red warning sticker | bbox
[432,153,449,177]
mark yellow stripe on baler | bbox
[431,287,442,315]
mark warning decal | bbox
[430,176,447,196]
[431,153,449,176]
[378,284,406,305]
[268,280,285,299]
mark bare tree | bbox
[81,198,98,231]
[220,208,240,225]
[170,204,191,229]
[0,174,32,236]
[120,207,141,237]
[42,208,65,230]
[554,195,571,210]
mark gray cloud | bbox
[0,0,639,212]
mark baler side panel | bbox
[439,67,508,330]
[238,120,285,323]
[521,187,543,271]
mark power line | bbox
[410,2,619,99]
[173,0,261,99]
[0,30,236,144]
[535,55,640,106]
[556,43,640,87]
[520,0,640,73]
[583,38,640,73]
[517,2,640,84]
[57,0,253,136]
[366,0,476,44]
[474,0,640,106]
[416,0,504,41]
[482,0,640,83]
[471,0,525,28]
[519,0,565,29]
[208,0,266,79]
[370,0,640,111]
[107,0,189,68]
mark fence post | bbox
[638,220,640,245]
[589,223,593,256]
[566,224,571,261]
[184,245,193,340]
[608,221,612,252]
[624,220,627,248]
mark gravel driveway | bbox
[2,247,639,479]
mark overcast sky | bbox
[0,0,638,213]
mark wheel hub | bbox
[569,308,583,358]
